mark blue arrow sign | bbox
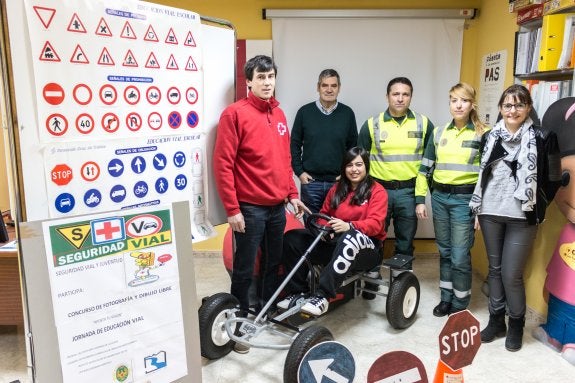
[131,156,146,174]
[108,158,124,177]
[153,153,167,170]
[299,341,355,383]
[173,151,186,167]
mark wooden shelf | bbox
[516,68,575,80]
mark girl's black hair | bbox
[330,147,374,209]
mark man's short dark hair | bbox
[244,55,277,81]
[318,69,340,86]
[387,77,413,95]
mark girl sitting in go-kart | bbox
[278,146,388,316]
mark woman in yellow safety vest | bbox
[414,83,488,317]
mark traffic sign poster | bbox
[43,133,215,242]
[24,0,205,143]
[41,206,188,383]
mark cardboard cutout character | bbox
[533,97,575,364]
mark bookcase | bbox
[512,0,575,117]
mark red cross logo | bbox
[277,122,287,136]
[92,218,124,244]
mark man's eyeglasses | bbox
[501,103,527,112]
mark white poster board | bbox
[478,50,507,126]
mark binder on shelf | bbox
[530,27,542,72]
[515,31,530,75]
[557,15,575,68]
[544,0,575,15]
[538,81,561,116]
[538,13,569,71]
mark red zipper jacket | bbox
[321,182,388,240]
[213,92,298,216]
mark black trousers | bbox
[281,228,382,298]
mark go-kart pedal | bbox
[383,254,414,270]
[362,270,381,300]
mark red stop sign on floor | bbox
[51,164,73,186]
[438,310,481,371]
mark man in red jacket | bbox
[213,55,307,337]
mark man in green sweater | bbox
[290,69,358,218]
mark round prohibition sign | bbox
[101,112,120,133]
[148,112,162,130]
[146,86,161,105]
[81,161,100,182]
[186,87,198,104]
[126,112,142,131]
[75,113,95,134]
[187,111,199,128]
[168,111,182,129]
[99,84,117,105]
[124,85,140,105]
[73,83,92,105]
[46,113,68,136]
[167,86,181,104]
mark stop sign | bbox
[51,164,73,186]
[438,309,480,371]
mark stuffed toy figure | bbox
[532,97,575,364]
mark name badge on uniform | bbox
[462,140,480,149]
[408,131,423,138]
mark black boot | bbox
[506,316,525,352]
[481,312,506,343]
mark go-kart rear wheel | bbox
[198,292,239,360]
[386,272,420,329]
[283,325,333,383]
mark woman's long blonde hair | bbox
[449,82,488,136]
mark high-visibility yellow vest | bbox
[367,111,427,181]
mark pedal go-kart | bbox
[198,213,420,383]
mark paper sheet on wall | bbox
[478,50,507,126]
[42,206,187,382]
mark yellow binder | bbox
[539,13,569,71]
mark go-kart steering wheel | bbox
[306,213,338,243]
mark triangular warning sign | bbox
[33,6,56,29]
[144,25,159,42]
[98,47,115,66]
[121,21,137,39]
[56,224,92,250]
[67,13,87,33]
[95,17,112,36]
[165,28,178,44]
[123,49,138,67]
[184,31,196,47]
[166,54,179,70]
[185,56,198,71]
[145,52,160,69]
[70,44,90,64]
[39,41,61,62]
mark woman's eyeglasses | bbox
[501,103,527,112]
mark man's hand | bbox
[228,213,245,233]
[415,204,428,219]
[290,198,310,219]
[299,172,314,185]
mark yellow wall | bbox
[159,0,565,317]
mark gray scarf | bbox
[469,118,537,214]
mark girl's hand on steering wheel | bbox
[328,218,351,233]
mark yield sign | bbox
[51,164,73,186]
[33,6,55,29]
[43,83,65,105]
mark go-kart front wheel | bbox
[283,325,334,383]
[198,292,239,359]
[386,272,420,329]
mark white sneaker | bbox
[301,295,329,316]
[277,293,303,310]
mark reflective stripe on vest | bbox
[370,112,423,163]
[434,123,481,174]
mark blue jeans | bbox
[301,180,334,220]
[431,191,475,309]
[386,187,417,258]
[231,203,286,311]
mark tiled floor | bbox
[1,253,574,382]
